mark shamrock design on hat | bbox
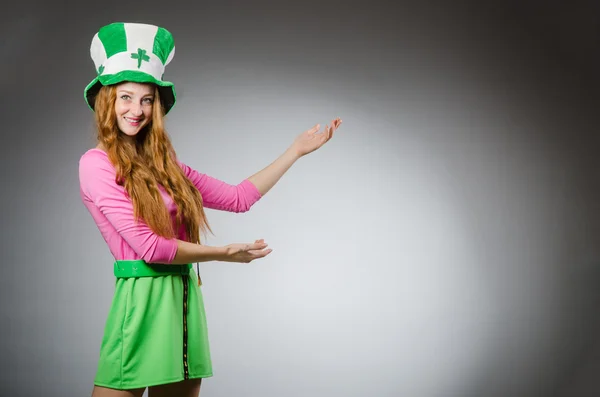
[131,48,150,68]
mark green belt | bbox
[114,260,192,278]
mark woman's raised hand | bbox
[291,117,342,157]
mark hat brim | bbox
[84,70,176,115]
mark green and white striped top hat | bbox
[84,22,177,114]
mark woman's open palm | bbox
[292,117,342,157]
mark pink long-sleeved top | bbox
[79,148,262,264]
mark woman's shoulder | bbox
[82,146,107,156]
[79,147,114,177]
[80,147,108,163]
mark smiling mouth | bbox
[124,117,143,125]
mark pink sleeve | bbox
[79,150,178,263]
[178,161,262,213]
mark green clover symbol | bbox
[131,48,150,68]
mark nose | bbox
[130,103,143,116]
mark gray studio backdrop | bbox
[2,1,600,397]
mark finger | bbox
[323,125,332,142]
[245,243,266,251]
[250,242,268,250]
[249,248,273,258]
[332,118,340,131]
[248,247,271,255]
[246,251,270,262]
[318,126,327,144]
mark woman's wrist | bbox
[211,246,229,261]
[172,240,228,264]
[287,145,303,161]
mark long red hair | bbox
[93,84,211,244]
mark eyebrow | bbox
[118,90,154,97]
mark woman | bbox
[79,22,341,397]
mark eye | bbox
[120,95,131,100]
[142,98,154,104]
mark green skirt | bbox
[94,260,213,390]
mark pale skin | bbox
[92,82,341,397]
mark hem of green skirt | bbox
[94,373,214,389]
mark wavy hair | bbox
[93,84,211,244]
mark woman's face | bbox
[114,82,154,136]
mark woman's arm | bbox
[247,147,300,196]
[80,150,271,264]
[248,119,341,195]
[178,163,262,213]
[179,119,341,208]
[171,239,271,264]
